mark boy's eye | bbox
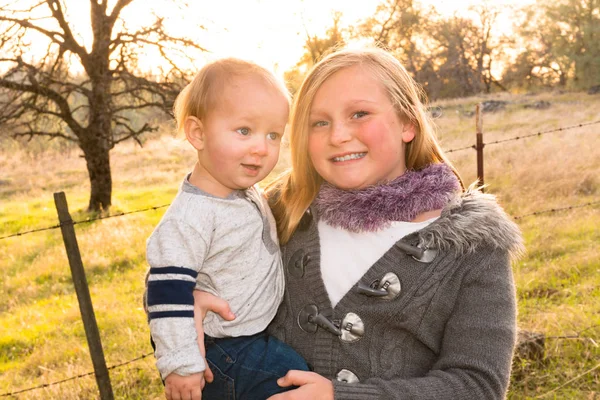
[352,111,368,119]
[267,132,280,140]
[236,127,250,136]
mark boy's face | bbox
[193,75,289,197]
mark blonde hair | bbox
[173,58,290,132]
[268,46,463,244]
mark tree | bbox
[506,0,600,89]
[352,0,506,99]
[0,0,205,210]
[354,0,424,73]
[284,12,346,94]
[427,3,506,98]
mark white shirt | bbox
[319,218,437,307]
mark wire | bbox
[0,353,153,397]
[0,204,169,240]
[0,224,62,240]
[513,201,600,220]
[486,120,600,147]
[444,120,600,153]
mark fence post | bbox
[53,192,114,400]
[475,104,485,191]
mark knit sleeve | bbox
[146,218,209,380]
[333,248,517,400]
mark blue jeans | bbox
[203,331,309,400]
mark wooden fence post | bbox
[53,192,114,400]
[475,104,485,191]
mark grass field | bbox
[1,90,599,399]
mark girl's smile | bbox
[330,152,367,162]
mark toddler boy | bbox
[145,58,307,400]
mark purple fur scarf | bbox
[315,163,461,232]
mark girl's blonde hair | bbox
[267,46,463,244]
[173,58,290,132]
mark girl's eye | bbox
[312,120,328,128]
[267,132,280,140]
[236,127,250,136]
[352,111,368,119]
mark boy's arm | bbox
[146,218,208,380]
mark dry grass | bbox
[0,90,599,399]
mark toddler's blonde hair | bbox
[174,58,290,133]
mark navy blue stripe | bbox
[149,310,194,320]
[149,267,198,278]
[147,279,195,307]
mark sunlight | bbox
[11,0,533,77]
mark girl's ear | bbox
[184,116,205,151]
[402,123,416,143]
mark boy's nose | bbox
[329,123,352,146]
[251,137,268,156]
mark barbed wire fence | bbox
[0,114,599,398]
[2,323,597,398]
[0,354,153,398]
[445,120,600,153]
[2,118,599,243]
[0,204,170,241]
[1,199,598,243]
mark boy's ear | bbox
[184,116,205,150]
[401,123,416,143]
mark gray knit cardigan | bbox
[267,189,524,400]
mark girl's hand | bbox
[193,290,235,383]
[267,370,334,400]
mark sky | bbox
[22,0,535,76]
[169,0,534,73]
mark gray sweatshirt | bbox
[268,189,523,399]
[146,177,284,379]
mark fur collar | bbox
[416,186,525,260]
[315,163,461,232]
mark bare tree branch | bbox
[13,130,77,142]
[0,15,65,45]
[43,0,87,57]
[0,73,84,136]
[107,0,134,26]
[113,120,157,146]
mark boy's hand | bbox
[165,372,204,400]
[193,290,235,383]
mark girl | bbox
[196,47,523,400]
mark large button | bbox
[297,304,341,336]
[288,250,310,278]
[297,304,318,333]
[395,241,438,263]
[297,209,312,231]
[378,272,401,299]
[336,369,360,383]
[357,272,401,300]
[414,247,438,263]
[340,313,364,343]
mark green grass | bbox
[1,90,599,399]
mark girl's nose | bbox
[329,123,352,146]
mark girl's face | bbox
[307,65,415,190]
